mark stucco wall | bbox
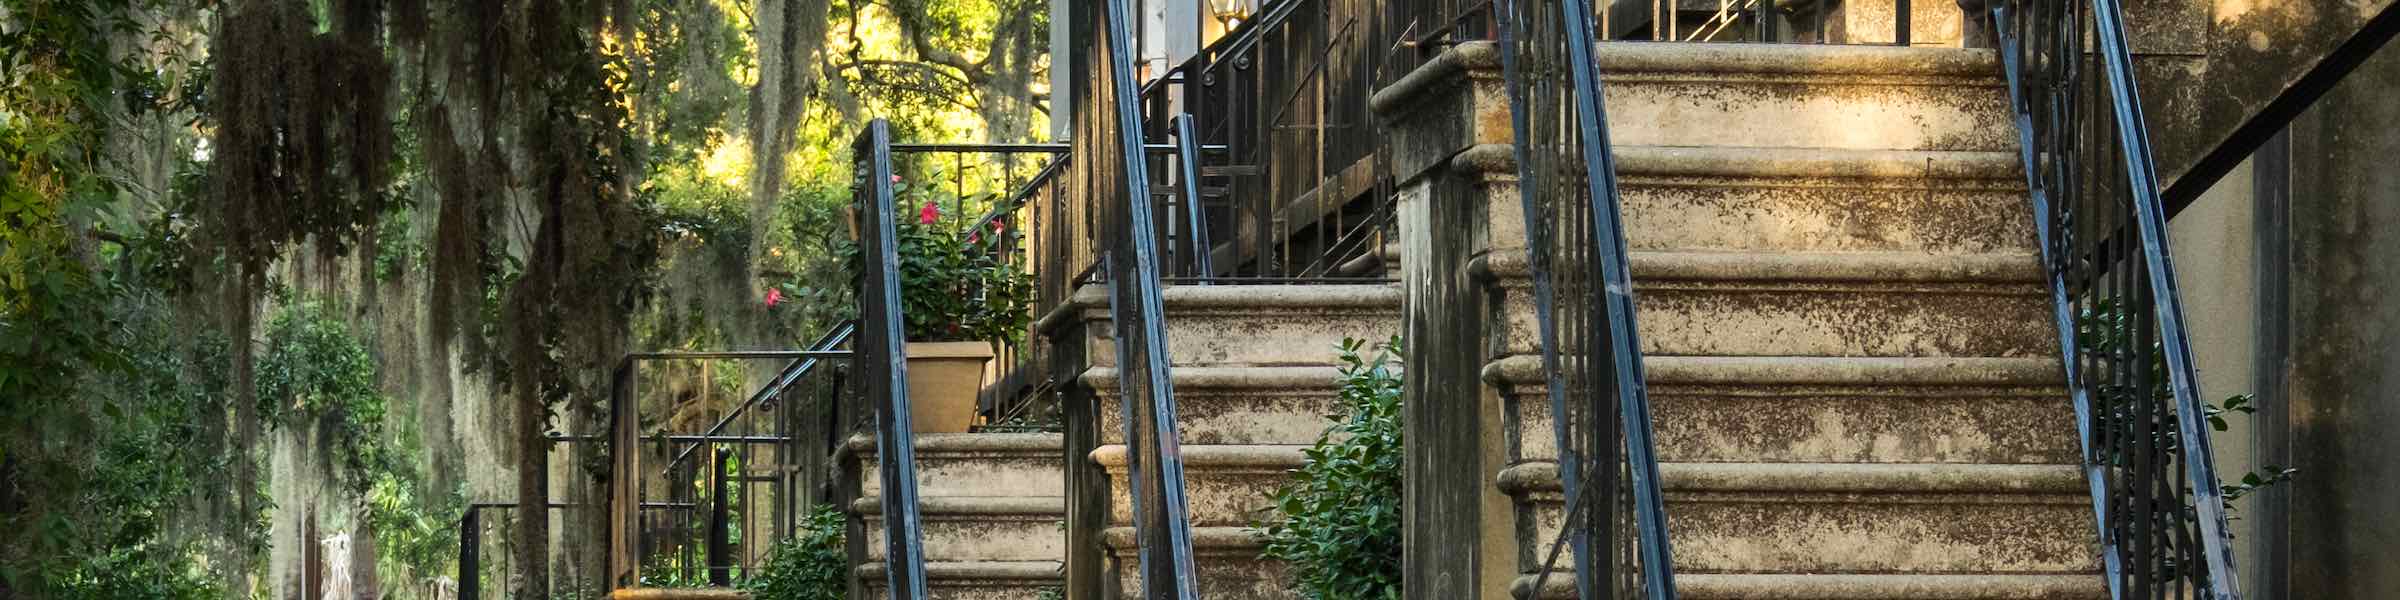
[2171,30,2400,600]
[2278,32,2400,600]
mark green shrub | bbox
[746,504,850,600]
[1258,337,1403,600]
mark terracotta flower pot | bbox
[903,341,995,433]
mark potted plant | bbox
[856,186,1035,432]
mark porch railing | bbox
[1991,0,2241,598]
[1138,0,1398,282]
[1395,0,1927,46]
[601,330,857,588]
[1496,0,1678,596]
[1070,0,1205,595]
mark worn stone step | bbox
[1090,444,1304,527]
[1041,284,1403,368]
[1085,365,1356,446]
[1487,251,2054,358]
[1499,462,2098,575]
[1595,42,2012,151]
[1467,145,2032,255]
[857,560,1064,600]
[1102,526,1295,600]
[1486,355,2078,464]
[1513,572,2107,599]
[845,432,1063,499]
[1616,146,2029,254]
[854,496,1065,563]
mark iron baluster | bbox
[853,119,931,598]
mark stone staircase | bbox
[1065,283,1404,599]
[840,37,2111,600]
[1471,42,2105,598]
[846,432,1067,598]
[841,284,1399,599]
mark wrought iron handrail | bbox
[659,321,858,474]
[601,334,857,589]
[1138,0,1399,284]
[1086,0,1203,595]
[1497,0,1677,596]
[1989,0,2241,598]
[851,119,933,598]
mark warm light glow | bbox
[700,135,754,189]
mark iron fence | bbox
[1393,0,1930,45]
[599,327,858,590]
[1495,0,1679,597]
[1138,0,1401,282]
[1990,0,2242,597]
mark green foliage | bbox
[859,186,1035,344]
[743,504,850,600]
[2074,300,2294,520]
[0,2,237,596]
[256,301,395,495]
[1259,337,1404,600]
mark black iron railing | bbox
[1395,0,1924,45]
[1497,0,1678,596]
[601,330,856,588]
[1137,0,1399,283]
[1990,0,2241,598]
[1056,0,1208,596]
[850,119,935,598]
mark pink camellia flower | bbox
[764,287,783,308]
[918,202,940,225]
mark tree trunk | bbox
[515,381,550,597]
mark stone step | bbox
[1044,284,1403,368]
[1514,572,2107,600]
[1617,146,2030,254]
[853,496,1064,563]
[1101,526,1295,600]
[857,560,1064,600]
[1470,145,2032,256]
[1090,444,1304,527]
[1488,251,2054,358]
[845,432,1063,499]
[1085,365,1354,446]
[1499,462,2099,575]
[1595,42,2011,151]
[1486,355,2078,464]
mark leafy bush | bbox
[1259,337,1403,600]
[849,184,1035,345]
[256,301,395,495]
[2075,300,2296,518]
[746,504,850,600]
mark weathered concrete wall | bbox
[2166,156,2266,585]
[2278,33,2400,600]
[2174,29,2400,600]
[2139,0,2399,203]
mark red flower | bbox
[764,287,783,308]
[967,231,981,244]
[918,202,940,225]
